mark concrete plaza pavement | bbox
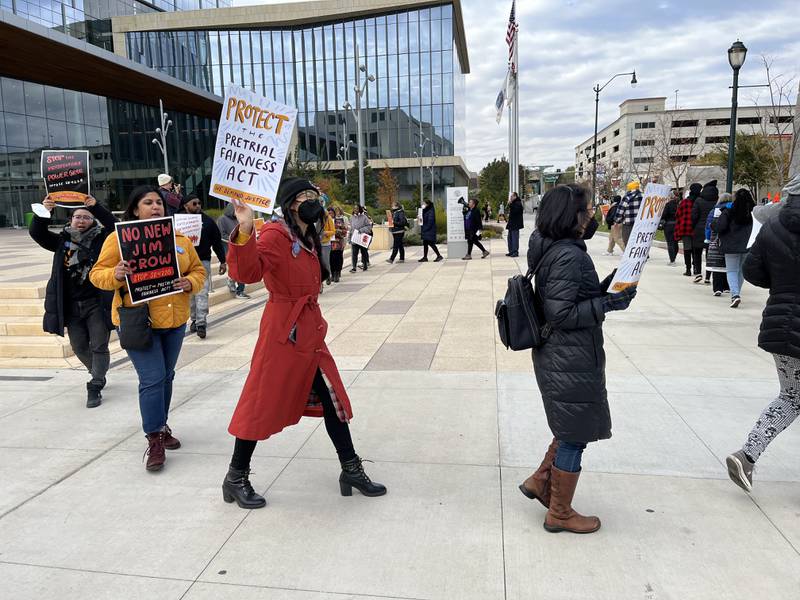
[1,216,798,599]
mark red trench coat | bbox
[226,222,353,440]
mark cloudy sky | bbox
[234,0,800,173]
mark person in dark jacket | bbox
[691,180,719,283]
[506,192,524,257]
[715,188,754,308]
[461,198,489,260]
[217,204,249,299]
[418,199,443,262]
[182,194,228,338]
[29,195,116,408]
[157,174,183,217]
[519,184,637,534]
[386,201,408,264]
[661,189,680,265]
[675,183,702,276]
[602,195,625,256]
[704,193,732,296]
[614,181,643,245]
[725,176,800,494]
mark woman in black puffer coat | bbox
[726,179,800,494]
[691,180,720,283]
[519,184,637,535]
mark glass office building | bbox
[0,0,225,225]
[123,2,469,200]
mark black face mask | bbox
[297,199,324,225]
[582,217,599,240]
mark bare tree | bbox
[650,111,705,188]
[750,55,796,189]
[621,124,658,184]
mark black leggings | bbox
[467,233,486,256]
[230,369,355,470]
[330,249,344,274]
[423,240,441,258]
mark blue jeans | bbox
[507,228,520,255]
[554,440,587,473]
[725,253,746,297]
[126,325,186,434]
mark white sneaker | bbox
[602,251,614,256]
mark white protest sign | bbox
[351,230,372,248]
[608,182,672,292]
[209,84,298,214]
[174,214,202,246]
[746,218,762,249]
[446,186,468,243]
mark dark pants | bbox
[664,223,678,263]
[710,271,728,292]
[466,232,487,256]
[507,228,520,255]
[230,369,356,470]
[688,242,703,276]
[389,232,405,261]
[66,298,110,388]
[621,224,634,246]
[422,240,441,258]
[126,325,186,434]
[351,245,369,270]
[554,440,587,472]
[330,249,344,274]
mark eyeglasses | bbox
[297,191,320,202]
[71,214,94,221]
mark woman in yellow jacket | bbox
[320,209,336,287]
[90,185,206,472]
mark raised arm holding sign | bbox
[209,85,298,214]
[608,182,673,292]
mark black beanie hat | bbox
[700,180,719,202]
[689,183,702,198]
[276,177,317,214]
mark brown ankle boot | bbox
[144,432,166,472]
[519,438,558,507]
[543,466,600,534]
[163,424,181,450]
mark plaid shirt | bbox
[614,190,642,226]
[674,197,695,239]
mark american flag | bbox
[506,1,518,73]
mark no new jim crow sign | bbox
[116,217,182,304]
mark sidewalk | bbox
[1,215,798,599]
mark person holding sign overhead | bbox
[90,186,206,472]
[520,184,636,534]
[221,178,385,509]
[29,195,116,409]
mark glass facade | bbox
[125,4,466,162]
[0,76,217,226]
[3,0,230,50]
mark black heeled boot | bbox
[222,467,267,508]
[339,455,387,497]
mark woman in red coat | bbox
[221,178,386,508]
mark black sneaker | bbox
[189,320,197,333]
[197,325,207,339]
[235,292,250,300]
[418,257,429,262]
[434,256,444,262]
[730,296,741,308]
[86,384,102,409]
[714,290,722,297]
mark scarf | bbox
[63,224,102,285]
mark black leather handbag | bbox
[495,245,559,351]
[116,287,152,351]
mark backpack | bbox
[495,244,561,351]
[394,209,408,228]
[605,204,618,228]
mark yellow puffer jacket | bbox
[321,214,336,245]
[90,231,206,329]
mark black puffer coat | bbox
[743,196,800,360]
[421,204,437,242]
[506,198,524,230]
[691,180,719,245]
[528,230,611,444]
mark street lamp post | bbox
[413,133,428,206]
[342,44,375,208]
[592,71,637,202]
[726,40,747,194]
[426,152,438,207]
[338,140,355,185]
[150,99,172,174]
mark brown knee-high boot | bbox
[519,438,558,507]
[543,466,601,534]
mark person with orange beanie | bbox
[613,180,643,245]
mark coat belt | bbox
[269,293,319,343]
